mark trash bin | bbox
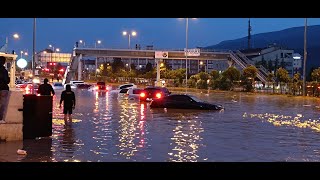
[23,94,53,139]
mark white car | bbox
[117,88,144,101]
[110,83,137,93]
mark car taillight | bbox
[156,93,162,99]
[140,92,146,98]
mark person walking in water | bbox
[59,84,76,126]
[37,78,55,96]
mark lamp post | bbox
[303,18,308,96]
[95,40,101,78]
[3,33,20,53]
[123,31,137,72]
[181,18,196,88]
[32,18,36,94]
[79,40,85,47]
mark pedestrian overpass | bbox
[64,48,270,85]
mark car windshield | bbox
[189,95,202,103]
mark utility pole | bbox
[303,18,308,96]
[248,18,252,49]
[32,18,36,94]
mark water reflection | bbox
[152,109,206,162]
[60,127,76,161]
[5,89,320,162]
[246,113,320,132]
[115,99,149,161]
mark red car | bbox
[140,86,171,102]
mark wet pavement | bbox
[1,87,320,162]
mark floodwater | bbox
[1,87,320,162]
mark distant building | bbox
[241,45,302,77]
[35,49,72,68]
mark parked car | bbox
[118,88,130,99]
[139,86,171,102]
[150,94,224,110]
[110,83,137,93]
[96,82,107,91]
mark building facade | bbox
[244,45,302,77]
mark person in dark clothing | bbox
[37,78,55,96]
[59,84,76,126]
[0,56,10,122]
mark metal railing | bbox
[229,51,267,84]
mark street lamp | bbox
[95,40,102,78]
[20,51,24,58]
[2,33,20,53]
[95,40,101,48]
[13,33,19,39]
[303,18,308,96]
[123,31,137,72]
[49,44,55,52]
[79,40,85,47]
[32,18,36,94]
[180,18,197,88]
[122,31,137,49]
[56,48,60,52]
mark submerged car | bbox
[150,94,224,110]
[139,86,171,102]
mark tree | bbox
[130,63,136,71]
[261,56,267,69]
[292,72,301,95]
[267,60,273,72]
[280,59,286,68]
[274,56,279,74]
[242,65,258,92]
[267,72,274,93]
[112,58,124,73]
[222,66,241,83]
[145,62,153,72]
[311,68,320,82]
[276,67,290,94]
[210,70,220,80]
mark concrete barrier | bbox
[0,90,23,141]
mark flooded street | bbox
[2,87,320,162]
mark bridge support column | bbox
[77,54,82,81]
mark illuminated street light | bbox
[179,18,197,88]
[79,40,85,47]
[3,33,20,53]
[122,31,137,49]
[13,33,19,39]
[122,30,137,72]
[95,40,102,78]
[56,48,60,52]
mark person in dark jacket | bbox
[0,56,10,122]
[59,84,76,126]
[37,78,55,96]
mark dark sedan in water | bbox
[150,94,224,110]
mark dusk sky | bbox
[1,18,320,59]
